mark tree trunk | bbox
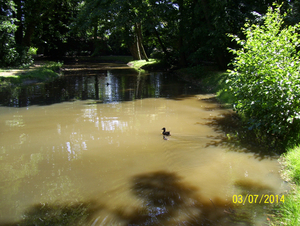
[135,25,142,60]
[23,25,35,47]
[129,42,141,60]
[135,23,149,61]
[129,23,149,61]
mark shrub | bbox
[227,5,300,147]
[28,47,38,55]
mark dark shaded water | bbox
[0,63,199,107]
[0,62,287,225]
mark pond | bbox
[0,62,287,225]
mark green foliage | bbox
[42,61,63,72]
[227,5,300,147]
[0,61,62,87]
[28,47,38,55]
[17,46,34,68]
[0,0,18,66]
[0,1,34,67]
[20,61,62,82]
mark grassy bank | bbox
[0,61,63,87]
[127,59,167,72]
[270,147,300,225]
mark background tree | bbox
[1,0,296,68]
[0,0,19,66]
[33,0,82,56]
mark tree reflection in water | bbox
[119,171,240,226]
[7,171,255,226]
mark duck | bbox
[161,127,171,136]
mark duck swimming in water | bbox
[161,127,171,136]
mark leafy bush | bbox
[28,47,38,55]
[227,5,300,147]
[43,61,63,72]
[0,1,33,68]
[0,4,19,67]
[16,46,34,68]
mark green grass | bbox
[129,59,158,68]
[272,188,300,225]
[270,147,300,225]
[285,147,300,183]
[0,61,63,87]
[128,59,161,72]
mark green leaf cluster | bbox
[0,0,18,66]
[227,5,300,147]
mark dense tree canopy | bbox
[1,0,20,66]
[0,0,298,68]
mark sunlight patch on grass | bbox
[128,59,159,72]
[0,69,26,77]
[0,61,62,87]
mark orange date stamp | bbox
[232,194,284,204]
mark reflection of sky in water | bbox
[0,68,199,107]
[100,116,128,131]
[105,71,119,102]
[65,140,87,161]
[149,73,162,98]
[82,107,98,122]
[81,102,127,132]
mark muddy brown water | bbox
[0,62,287,225]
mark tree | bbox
[33,0,81,56]
[0,0,19,66]
[76,0,176,60]
[2,0,294,69]
[227,4,300,147]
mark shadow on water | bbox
[198,97,283,160]
[116,171,239,226]
[0,62,202,107]
[2,202,102,226]
[3,171,257,226]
